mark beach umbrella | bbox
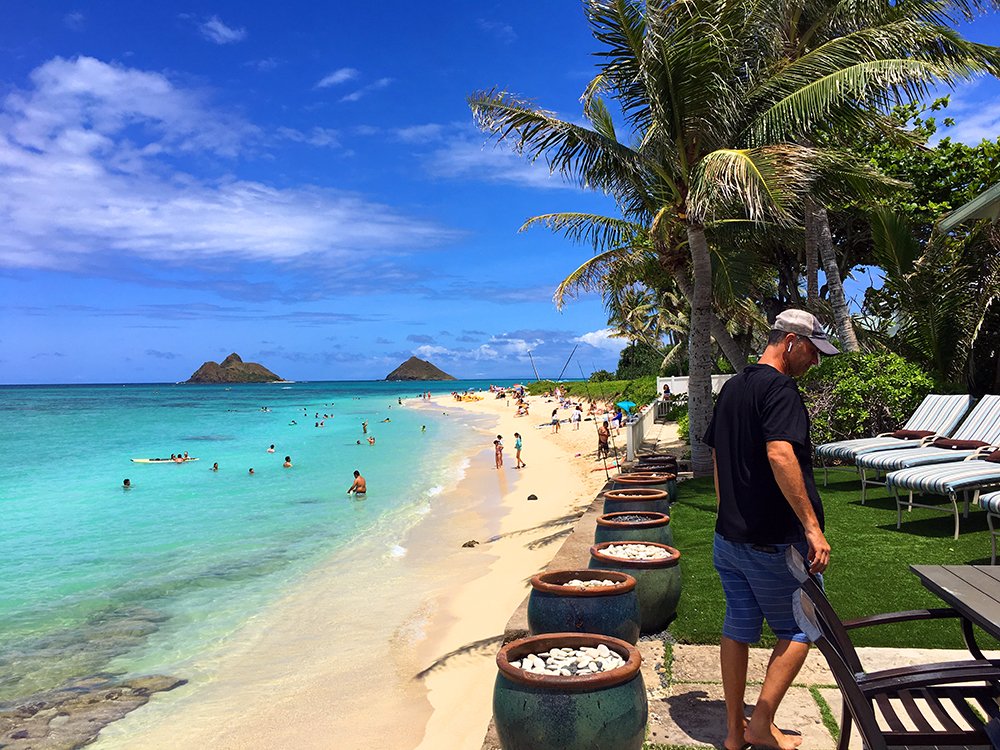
[616,400,636,411]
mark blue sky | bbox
[1,3,998,384]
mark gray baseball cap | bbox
[772,309,840,355]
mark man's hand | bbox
[805,527,830,575]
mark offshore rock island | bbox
[186,353,283,384]
[385,356,456,381]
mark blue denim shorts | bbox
[713,533,820,644]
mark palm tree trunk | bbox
[673,273,746,372]
[686,223,715,477]
[804,197,820,307]
[814,203,860,352]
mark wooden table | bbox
[911,564,1000,658]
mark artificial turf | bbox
[667,473,996,649]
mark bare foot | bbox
[745,721,801,750]
[722,732,749,750]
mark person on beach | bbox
[572,404,583,430]
[267,444,275,453]
[123,478,131,490]
[551,409,560,434]
[494,439,504,469]
[597,421,610,459]
[514,432,525,469]
[706,309,835,750]
[283,456,292,468]
[211,462,219,471]
[348,470,367,496]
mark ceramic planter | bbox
[602,487,670,516]
[610,471,677,502]
[595,511,673,547]
[589,541,682,633]
[493,633,647,750]
[528,569,640,645]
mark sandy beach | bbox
[92,388,616,749]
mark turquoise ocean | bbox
[0,380,505,704]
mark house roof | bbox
[938,182,1000,231]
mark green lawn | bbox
[668,474,996,649]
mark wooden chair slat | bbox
[899,690,938,733]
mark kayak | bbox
[130,458,200,463]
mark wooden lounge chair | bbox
[815,394,972,487]
[854,395,1000,503]
[786,548,1000,750]
[981,490,1000,564]
[885,449,1000,539]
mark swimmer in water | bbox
[248,468,255,475]
[283,455,292,468]
[211,462,219,472]
[367,436,376,445]
[267,444,275,453]
[347,470,367,496]
[123,478,131,490]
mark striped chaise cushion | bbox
[856,446,982,472]
[903,394,974,433]
[857,395,1000,472]
[814,394,972,462]
[982,491,1000,514]
[886,462,1000,495]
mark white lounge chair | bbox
[885,449,1000,539]
[814,394,972,488]
[854,395,1000,503]
[980,490,1000,564]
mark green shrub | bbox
[798,352,935,447]
[590,369,616,382]
[621,375,658,406]
[677,410,690,443]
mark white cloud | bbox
[0,56,458,270]
[574,328,628,353]
[340,77,393,103]
[276,126,340,148]
[199,16,246,45]
[477,19,517,44]
[427,133,576,190]
[316,68,359,88]
[929,80,1000,145]
[64,12,85,31]
[395,124,445,143]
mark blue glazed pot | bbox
[589,541,682,634]
[602,487,670,516]
[493,633,647,750]
[595,511,673,547]
[528,569,640,645]
[610,472,677,502]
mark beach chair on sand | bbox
[854,395,1000,504]
[981,491,1000,564]
[815,394,972,487]
[885,449,1000,540]
[786,548,1000,750]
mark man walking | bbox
[705,310,836,750]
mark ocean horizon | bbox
[0,379,515,707]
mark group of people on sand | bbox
[493,433,525,470]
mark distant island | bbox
[385,356,456,381]
[186,353,284,384]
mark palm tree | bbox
[471,0,995,474]
[778,0,1000,348]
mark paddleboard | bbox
[130,458,200,463]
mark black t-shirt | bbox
[704,364,824,544]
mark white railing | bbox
[656,374,735,396]
[625,400,660,461]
